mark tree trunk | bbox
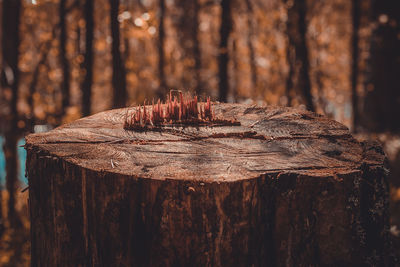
[193,0,202,96]
[110,0,127,109]
[81,0,94,117]
[218,0,232,102]
[26,103,396,266]
[285,42,294,107]
[59,0,70,117]
[361,0,400,132]
[245,0,257,95]
[175,0,202,95]
[351,0,360,132]
[232,38,239,102]
[285,0,314,111]
[1,0,21,227]
[157,0,166,99]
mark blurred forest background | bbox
[0,0,399,265]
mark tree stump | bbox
[26,103,394,266]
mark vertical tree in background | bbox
[285,43,294,106]
[81,0,94,116]
[1,0,22,227]
[232,38,240,102]
[157,0,166,98]
[110,0,127,108]
[284,0,314,111]
[176,0,202,95]
[218,0,232,102]
[351,0,360,132]
[361,0,400,131]
[245,0,257,94]
[193,0,202,95]
[59,0,70,117]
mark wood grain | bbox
[26,103,396,266]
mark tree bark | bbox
[285,43,294,107]
[361,0,400,132]
[110,0,127,109]
[27,103,396,266]
[81,0,94,117]
[193,0,202,96]
[157,0,166,99]
[175,0,202,95]
[1,0,22,227]
[351,0,360,132]
[59,0,70,117]
[232,38,239,102]
[218,0,232,102]
[285,0,314,111]
[245,0,257,95]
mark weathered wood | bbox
[26,103,395,266]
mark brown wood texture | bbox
[26,103,395,266]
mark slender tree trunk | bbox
[110,0,127,108]
[232,38,239,102]
[285,45,294,106]
[28,46,50,129]
[285,0,314,111]
[218,0,232,102]
[157,0,166,99]
[315,59,328,115]
[193,0,202,95]
[59,0,70,117]
[351,0,360,132]
[245,0,257,95]
[1,0,22,227]
[81,0,94,116]
[175,0,202,95]
[361,0,400,131]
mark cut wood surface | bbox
[26,103,395,266]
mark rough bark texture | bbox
[26,103,395,266]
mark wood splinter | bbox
[123,91,240,130]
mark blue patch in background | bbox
[0,136,28,187]
[0,136,5,187]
